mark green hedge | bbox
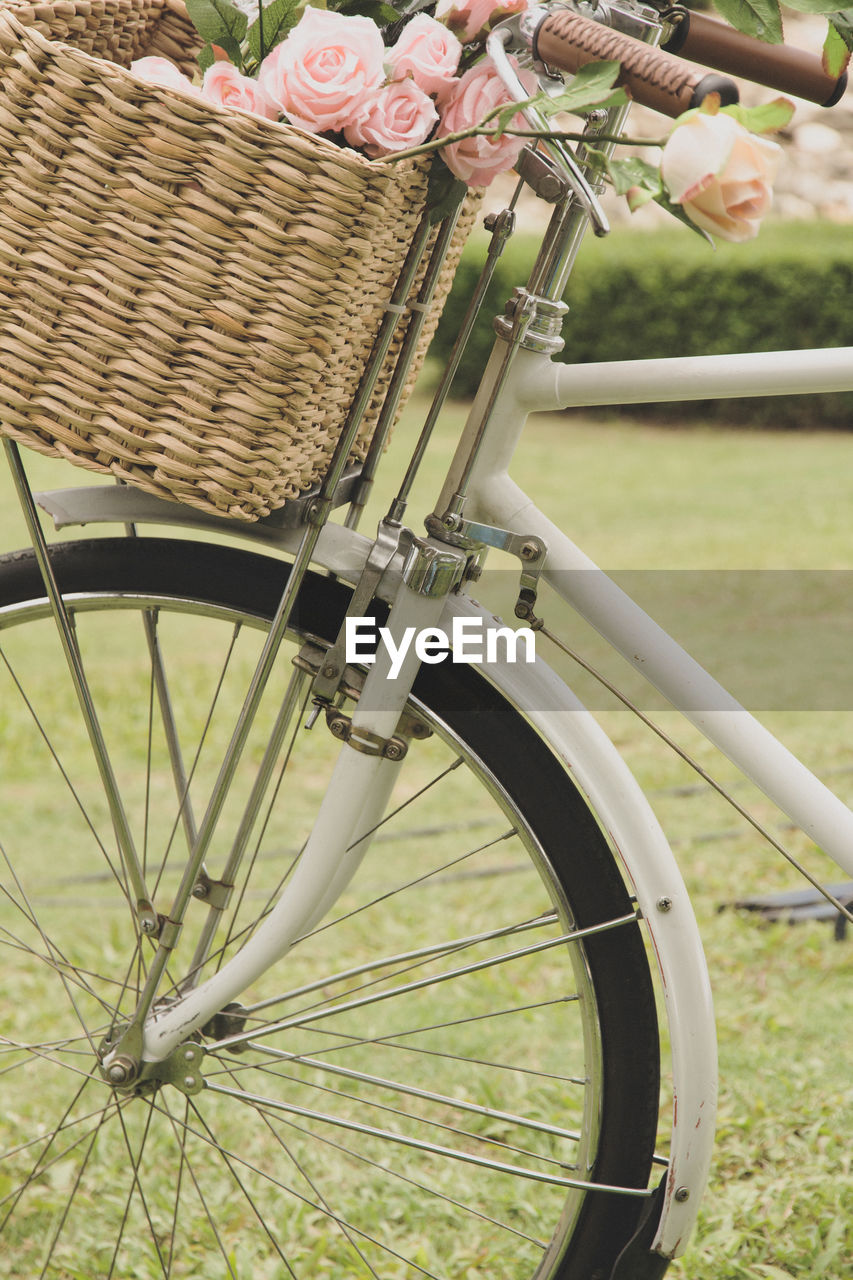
[431,221,853,427]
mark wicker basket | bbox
[0,0,474,519]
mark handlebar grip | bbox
[663,11,847,108]
[532,8,739,118]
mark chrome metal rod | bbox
[181,666,310,986]
[350,205,464,528]
[388,202,519,525]
[209,915,637,1052]
[217,1044,585,1144]
[206,1082,653,1195]
[242,911,558,1013]
[4,440,157,933]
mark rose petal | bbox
[660,112,737,202]
[718,177,771,219]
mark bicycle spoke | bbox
[0,917,121,1018]
[207,1054,579,1174]
[158,1095,243,1280]
[206,1046,584,1148]
[155,1094,446,1280]
[35,1094,114,1279]
[221,1060,385,1280]
[255,997,590,1083]
[109,1103,165,1279]
[0,1087,116,1179]
[148,621,244,899]
[207,921,629,1053]
[182,1098,300,1279]
[207,1081,651,1197]
[0,645,130,897]
[243,911,559,1014]
[250,1107,549,1250]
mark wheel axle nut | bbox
[106,1056,136,1085]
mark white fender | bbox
[438,591,715,1260]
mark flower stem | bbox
[384,123,667,164]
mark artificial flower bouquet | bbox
[129,0,852,243]
[131,0,550,199]
[137,0,788,243]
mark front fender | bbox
[437,591,716,1262]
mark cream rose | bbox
[437,60,536,188]
[202,62,279,120]
[258,7,385,135]
[344,79,438,157]
[661,111,782,243]
[130,56,199,98]
[386,14,462,99]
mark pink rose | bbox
[202,62,279,120]
[661,110,782,243]
[436,60,536,187]
[258,7,385,135]
[387,14,462,99]
[435,0,533,42]
[344,78,438,157]
[130,56,199,98]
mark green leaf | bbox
[491,98,528,137]
[185,0,248,65]
[246,0,302,61]
[337,0,399,21]
[825,17,852,73]
[826,9,853,64]
[426,156,467,224]
[713,0,784,41]
[198,41,216,73]
[602,154,663,199]
[539,59,628,116]
[654,190,716,244]
[490,62,626,138]
[720,97,795,132]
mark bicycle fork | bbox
[105,544,466,1073]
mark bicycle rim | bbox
[0,536,660,1279]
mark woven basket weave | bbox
[0,0,473,519]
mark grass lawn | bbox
[2,396,852,1276]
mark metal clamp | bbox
[325,708,409,761]
[310,520,403,704]
[294,643,433,743]
[494,285,569,354]
[425,511,547,621]
[191,870,234,910]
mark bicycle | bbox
[1,1,851,1276]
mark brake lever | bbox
[486,22,611,237]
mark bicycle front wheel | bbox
[0,536,661,1280]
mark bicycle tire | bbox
[0,535,661,1280]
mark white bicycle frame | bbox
[43,332,853,1262]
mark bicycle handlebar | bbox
[663,10,847,108]
[531,7,739,117]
